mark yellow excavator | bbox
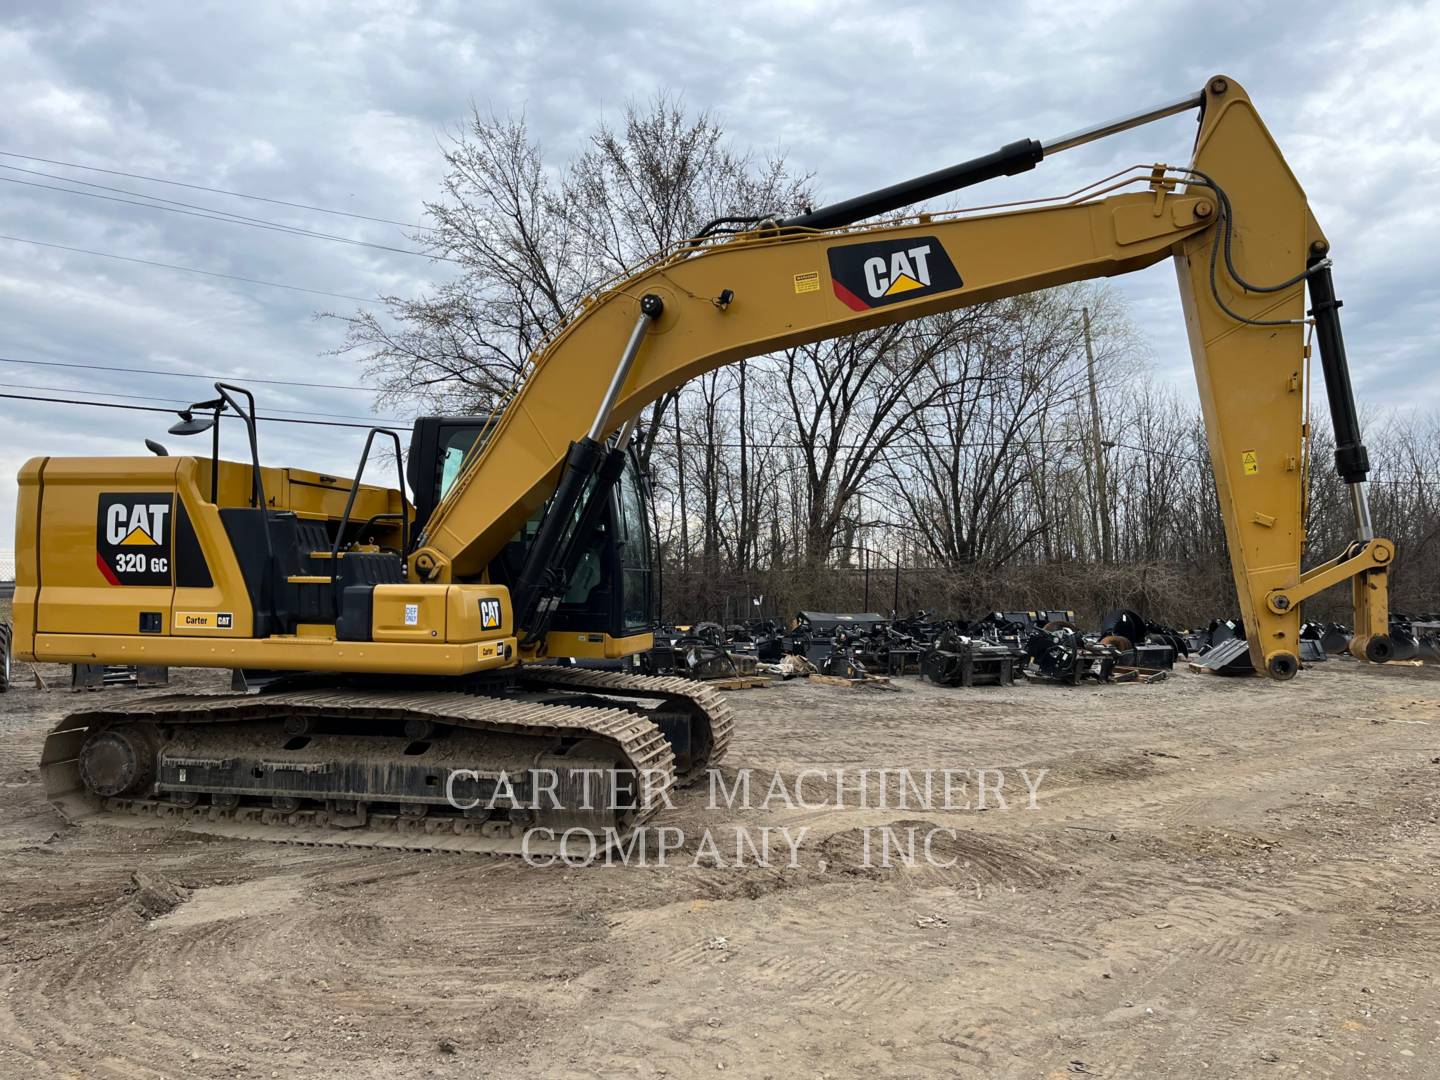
[9,76,1395,852]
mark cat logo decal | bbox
[827,236,963,311]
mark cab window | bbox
[436,425,488,502]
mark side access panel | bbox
[19,456,257,651]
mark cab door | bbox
[613,461,653,635]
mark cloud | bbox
[1,0,1436,546]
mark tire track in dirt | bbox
[0,837,609,1078]
[587,776,1437,1078]
[945,828,1439,1075]
[560,670,1440,1078]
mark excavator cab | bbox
[408,416,654,658]
[406,416,493,538]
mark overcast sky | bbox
[2,0,1437,547]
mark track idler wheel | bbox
[0,621,12,694]
[78,724,160,797]
[1265,652,1299,680]
[1351,634,1394,664]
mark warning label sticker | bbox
[793,271,820,294]
[1242,450,1259,475]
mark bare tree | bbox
[773,311,983,569]
[883,289,1097,567]
[332,94,810,439]
[331,113,584,414]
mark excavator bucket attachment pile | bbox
[920,631,1017,687]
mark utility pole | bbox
[674,401,689,574]
[1082,306,1113,563]
[738,360,748,570]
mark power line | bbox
[0,148,430,231]
[0,388,1135,456]
[0,391,406,432]
[0,174,455,263]
[2,175,324,237]
[0,354,374,393]
[0,361,1218,449]
[0,382,404,426]
[4,392,1436,487]
[0,162,371,239]
[0,233,382,303]
[1110,441,1203,463]
[649,435,1204,458]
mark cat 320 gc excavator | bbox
[10,76,1395,854]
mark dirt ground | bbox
[0,642,1438,1079]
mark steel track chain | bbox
[516,666,735,780]
[41,688,678,855]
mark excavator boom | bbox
[416,74,1391,677]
